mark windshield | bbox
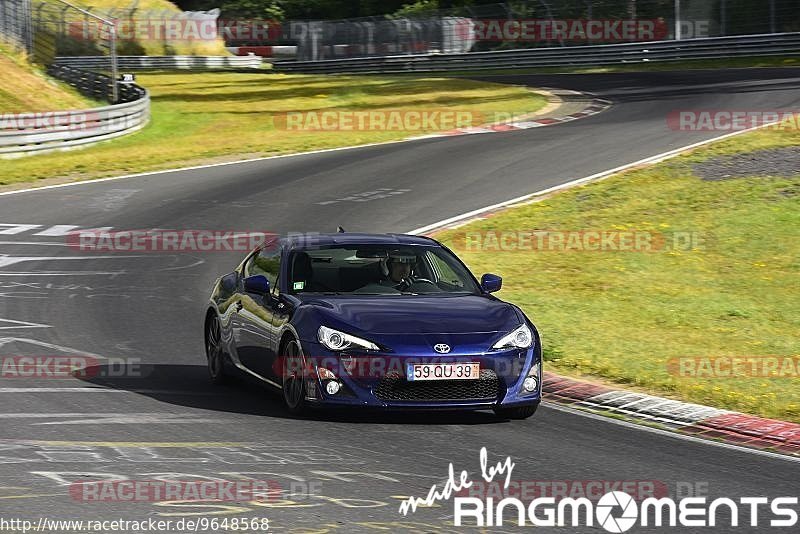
[288,245,481,296]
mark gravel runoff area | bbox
[693,146,800,181]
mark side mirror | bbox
[480,273,502,293]
[220,272,238,294]
[244,274,270,295]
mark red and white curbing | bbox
[408,91,612,141]
[544,372,800,457]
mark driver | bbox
[380,250,417,290]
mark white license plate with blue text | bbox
[406,362,480,381]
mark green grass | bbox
[0,71,546,187]
[419,56,800,77]
[436,123,800,422]
[0,42,98,112]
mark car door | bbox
[235,245,283,384]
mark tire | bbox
[281,338,308,415]
[494,402,539,420]
[205,315,228,385]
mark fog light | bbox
[523,376,538,392]
[326,381,341,395]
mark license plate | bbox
[407,363,480,381]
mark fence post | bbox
[24,0,34,55]
[110,22,118,102]
[674,0,681,40]
[769,0,776,34]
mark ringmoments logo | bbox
[398,448,799,530]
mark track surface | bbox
[0,69,799,532]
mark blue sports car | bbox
[204,232,542,419]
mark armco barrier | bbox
[274,32,800,74]
[46,63,146,104]
[54,55,262,70]
[0,67,149,157]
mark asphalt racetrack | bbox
[0,68,799,532]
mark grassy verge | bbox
[0,43,99,112]
[421,56,800,77]
[436,123,800,422]
[0,71,546,187]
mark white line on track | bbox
[0,413,197,418]
[0,388,222,395]
[0,91,600,198]
[0,413,226,425]
[0,139,429,198]
[408,121,785,235]
[0,242,70,246]
[0,319,51,330]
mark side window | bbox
[427,251,464,288]
[246,247,281,290]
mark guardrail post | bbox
[674,0,681,40]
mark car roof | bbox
[280,232,438,250]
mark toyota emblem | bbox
[434,344,451,354]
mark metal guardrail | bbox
[54,55,263,70]
[275,32,800,74]
[0,66,149,157]
[46,63,144,103]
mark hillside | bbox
[70,0,228,55]
[0,44,97,112]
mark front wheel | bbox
[282,338,308,416]
[205,315,228,385]
[494,402,539,420]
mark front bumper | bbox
[298,339,542,410]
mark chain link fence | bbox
[2,0,798,66]
[1,0,119,101]
[285,0,800,60]
[0,0,33,54]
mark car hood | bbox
[300,294,521,336]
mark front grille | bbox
[373,369,500,402]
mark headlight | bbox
[318,326,380,351]
[492,324,533,350]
